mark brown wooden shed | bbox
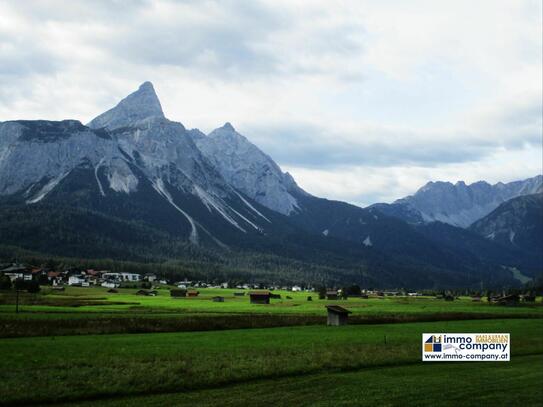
[326,290,339,300]
[326,305,352,326]
[249,290,270,304]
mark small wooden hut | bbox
[249,290,271,304]
[325,305,352,326]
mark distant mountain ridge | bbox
[372,176,542,228]
[470,193,543,260]
[0,81,539,288]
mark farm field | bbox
[3,286,543,316]
[61,354,543,407]
[1,319,542,406]
[1,287,542,406]
[1,286,542,337]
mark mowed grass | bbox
[1,287,541,337]
[2,286,542,316]
[0,319,541,406]
[62,354,543,407]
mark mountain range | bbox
[372,176,542,227]
[0,82,541,288]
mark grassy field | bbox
[61,354,543,407]
[1,318,541,406]
[1,287,542,406]
[3,286,543,315]
[1,286,541,337]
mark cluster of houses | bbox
[0,263,160,288]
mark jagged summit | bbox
[221,122,235,131]
[87,81,164,130]
[381,175,543,227]
[209,122,239,138]
[193,123,304,215]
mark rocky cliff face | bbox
[191,122,306,215]
[0,83,276,247]
[470,193,543,256]
[372,176,542,227]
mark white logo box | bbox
[422,333,510,362]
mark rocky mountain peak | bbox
[87,81,164,130]
[221,122,235,131]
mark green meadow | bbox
[1,287,542,405]
[2,286,542,316]
[1,319,542,406]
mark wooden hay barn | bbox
[249,290,271,304]
[136,289,157,296]
[170,288,187,298]
[187,290,199,297]
[326,290,339,300]
[325,305,352,326]
[496,294,520,306]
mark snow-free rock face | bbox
[373,176,542,228]
[0,83,276,247]
[87,81,165,130]
[470,193,543,256]
[0,120,119,200]
[192,122,306,215]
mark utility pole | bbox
[15,288,19,314]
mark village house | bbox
[1,264,32,281]
[47,271,62,285]
[144,273,157,282]
[102,272,141,283]
[101,281,119,289]
[326,305,352,326]
[68,275,87,286]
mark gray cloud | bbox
[243,121,535,169]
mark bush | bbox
[13,279,41,293]
[26,280,41,293]
[0,274,11,290]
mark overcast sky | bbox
[1,0,541,206]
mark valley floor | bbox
[1,287,542,406]
[1,319,542,406]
